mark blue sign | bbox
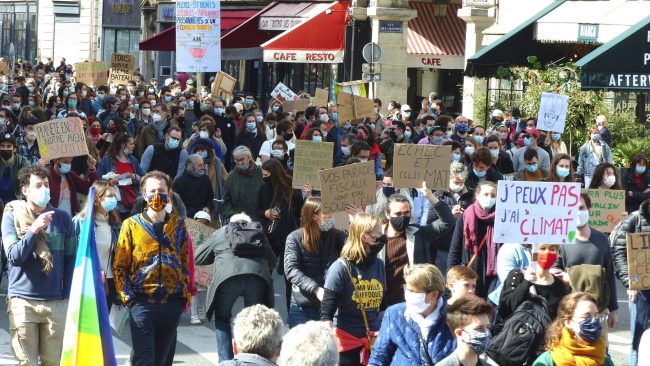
[379,21,402,33]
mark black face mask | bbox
[389,216,410,232]
[263,176,272,185]
[284,133,294,140]
[0,149,13,161]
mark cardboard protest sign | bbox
[583,189,626,233]
[270,82,298,102]
[109,53,136,84]
[495,181,581,244]
[537,92,568,133]
[319,161,377,214]
[336,91,375,123]
[185,218,215,287]
[211,71,236,99]
[392,144,451,190]
[0,61,8,75]
[75,61,108,86]
[627,232,650,290]
[314,88,328,107]
[336,81,367,97]
[35,118,89,160]
[283,98,310,112]
[292,140,334,190]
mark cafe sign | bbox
[263,49,344,63]
[407,54,465,70]
[259,16,304,31]
[578,23,599,43]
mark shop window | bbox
[102,29,140,65]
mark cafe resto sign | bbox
[263,50,344,63]
[407,54,464,69]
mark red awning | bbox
[261,1,349,63]
[139,10,259,52]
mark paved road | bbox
[0,273,633,365]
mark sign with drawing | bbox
[537,92,569,133]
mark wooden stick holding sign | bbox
[627,232,650,290]
[35,117,89,160]
[292,140,334,190]
[185,218,216,287]
[319,161,377,214]
[392,144,451,190]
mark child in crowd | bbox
[447,265,478,305]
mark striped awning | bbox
[407,2,466,56]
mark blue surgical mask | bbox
[181,101,187,108]
[163,96,172,103]
[473,168,487,178]
[214,107,224,116]
[167,138,180,150]
[456,124,468,133]
[32,187,51,208]
[474,135,484,144]
[199,151,208,159]
[551,133,561,141]
[332,112,338,122]
[134,103,140,110]
[526,164,539,173]
[27,86,34,93]
[245,99,254,106]
[556,167,570,178]
[452,153,461,162]
[465,146,475,156]
[490,149,499,158]
[344,121,351,130]
[272,106,279,112]
[102,197,118,212]
[63,91,69,97]
[59,163,71,174]
[97,94,105,101]
[636,165,647,174]
[246,122,257,132]
[591,133,600,141]
[523,137,533,146]
[432,136,443,145]
[312,135,323,142]
[404,131,412,139]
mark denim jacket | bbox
[576,141,612,178]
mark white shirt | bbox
[259,138,295,157]
[58,176,72,217]
[95,218,113,278]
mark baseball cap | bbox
[525,127,540,138]
[401,104,412,113]
[193,211,211,222]
[0,132,16,146]
[233,102,243,112]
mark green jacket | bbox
[222,165,263,222]
[532,351,614,366]
[0,154,30,199]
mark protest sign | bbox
[582,189,626,233]
[537,92,569,133]
[0,61,8,75]
[75,61,108,86]
[185,218,215,287]
[392,144,451,190]
[495,181,581,244]
[627,232,650,290]
[109,53,136,84]
[35,118,89,160]
[292,140,334,190]
[176,0,221,72]
[319,161,377,214]
[270,82,298,102]
[283,98,311,112]
[336,91,375,123]
[314,88,328,107]
[211,71,236,99]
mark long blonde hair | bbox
[301,197,323,254]
[77,180,121,226]
[341,213,382,264]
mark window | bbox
[0,2,37,60]
[102,29,140,65]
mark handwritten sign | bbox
[336,91,375,123]
[627,232,650,290]
[270,82,298,102]
[495,181,581,244]
[314,88,328,107]
[583,189,626,233]
[75,61,108,86]
[175,0,220,72]
[283,99,310,113]
[392,144,451,190]
[0,61,8,75]
[319,161,377,214]
[292,140,334,190]
[185,218,215,287]
[109,53,136,84]
[35,118,89,160]
[537,92,569,133]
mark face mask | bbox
[146,193,168,212]
[192,168,205,177]
[537,251,557,270]
[0,118,5,126]
[382,186,396,198]
[431,136,443,145]
[449,181,464,193]
[603,175,616,188]
[490,149,499,158]
[312,135,322,142]
[462,329,491,355]
[516,139,525,148]
[341,146,351,157]
[237,162,250,172]
[403,112,411,118]
[255,115,263,123]
[0,83,5,90]
[32,187,51,208]
[27,86,34,93]
[63,91,69,97]
[390,215,410,232]
[523,137,533,146]
[164,202,173,214]
[404,290,430,315]
[551,133,561,141]
[108,126,117,134]
[134,103,140,111]
[474,135,484,145]
[577,209,590,227]
[452,153,461,162]
[245,99,254,106]
[358,158,368,163]
[478,196,496,210]
[150,100,157,107]
[473,168,486,178]
[90,126,101,136]
[556,167,570,178]
[344,121,352,130]
[149,88,155,93]
[319,217,335,232]
[591,134,600,141]
[58,163,71,174]
[465,146,475,156]
[0,149,12,160]
[526,164,539,173]
[270,149,284,159]
[25,131,37,141]
[167,138,180,150]
[97,94,105,101]
[636,165,647,174]
[319,113,329,122]
[272,106,279,112]
[12,103,21,110]
[246,122,257,132]
[199,131,209,139]
[102,197,118,212]
[366,237,386,259]
[456,124,468,133]
[215,107,225,116]
[28,100,35,106]
[499,132,508,140]
[573,316,602,343]
[163,96,172,103]
[197,150,208,160]
[142,108,151,116]
[284,133,294,141]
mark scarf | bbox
[463,201,497,275]
[550,328,606,366]
[240,161,256,176]
[408,296,444,339]
[4,201,54,274]
[334,327,377,365]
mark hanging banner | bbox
[175,0,221,72]
[495,181,581,244]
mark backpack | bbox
[487,293,551,366]
[227,220,266,257]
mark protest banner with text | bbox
[583,189,626,233]
[35,118,89,160]
[185,218,215,287]
[495,181,581,244]
[627,232,650,290]
[292,140,334,190]
[109,53,136,84]
[319,161,376,214]
[75,61,108,86]
[392,144,451,190]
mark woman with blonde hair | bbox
[284,197,347,327]
[533,292,614,366]
[322,213,386,366]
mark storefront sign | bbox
[259,16,304,31]
[379,21,402,33]
[263,50,344,63]
[578,23,599,42]
[407,54,465,70]
[175,0,221,72]
[103,0,141,28]
[158,4,176,22]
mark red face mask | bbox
[516,138,525,148]
[90,126,101,136]
[537,251,558,270]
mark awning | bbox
[221,2,283,60]
[261,1,349,63]
[407,2,466,69]
[535,0,650,44]
[575,15,650,91]
[138,9,259,52]
[258,2,331,31]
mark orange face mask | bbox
[146,193,168,212]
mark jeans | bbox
[631,299,638,366]
[129,297,185,366]
[287,301,320,328]
[213,274,268,362]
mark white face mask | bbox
[199,131,209,139]
[577,209,590,228]
[255,115,263,123]
[449,181,464,193]
[404,289,430,315]
[603,175,616,188]
[319,113,329,122]
[152,113,162,123]
[165,202,173,214]
[478,196,496,211]
[341,146,351,156]
[141,108,151,116]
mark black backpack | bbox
[487,294,551,366]
[227,220,266,257]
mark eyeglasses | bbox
[572,314,607,323]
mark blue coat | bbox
[369,301,456,366]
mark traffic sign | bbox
[362,42,381,63]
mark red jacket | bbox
[48,165,99,216]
